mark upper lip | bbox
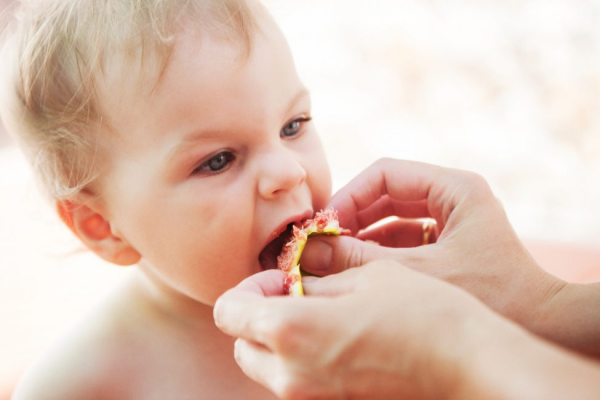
[262,209,314,249]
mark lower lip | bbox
[259,224,297,270]
[259,210,313,270]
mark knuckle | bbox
[269,313,307,356]
[279,382,323,400]
[458,171,494,202]
[364,259,396,275]
[373,157,393,169]
[463,171,490,190]
[383,195,395,215]
[346,244,365,269]
[278,382,304,400]
[272,372,303,400]
[401,248,430,270]
[494,195,507,211]
[249,304,291,346]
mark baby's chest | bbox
[107,344,276,400]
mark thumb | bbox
[301,267,363,296]
[300,235,400,276]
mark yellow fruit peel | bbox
[277,208,350,296]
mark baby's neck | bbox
[128,265,223,337]
[99,268,276,398]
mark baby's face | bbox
[96,14,331,305]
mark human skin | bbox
[214,261,600,399]
[11,5,331,400]
[299,158,600,357]
[64,10,332,306]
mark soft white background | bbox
[2,0,600,389]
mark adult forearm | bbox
[532,282,600,358]
[455,314,600,400]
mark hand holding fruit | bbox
[214,260,600,399]
[300,159,571,346]
[214,158,600,398]
[214,260,498,399]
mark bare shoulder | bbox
[12,273,278,400]
[11,280,147,400]
[11,310,131,400]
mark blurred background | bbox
[2,0,600,393]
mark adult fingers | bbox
[345,196,431,233]
[235,268,289,296]
[300,234,405,276]
[234,339,281,392]
[301,267,364,296]
[215,270,334,354]
[303,259,429,297]
[235,337,342,400]
[327,159,439,228]
[213,269,289,342]
[356,218,439,248]
[328,158,494,230]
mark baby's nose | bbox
[258,152,306,199]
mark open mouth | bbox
[258,222,296,270]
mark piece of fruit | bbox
[277,208,351,296]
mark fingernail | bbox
[301,239,333,273]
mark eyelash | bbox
[280,116,312,139]
[192,151,235,176]
[192,116,312,177]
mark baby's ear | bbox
[56,199,141,266]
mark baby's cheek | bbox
[313,178,332,210]
[308,155,332,208]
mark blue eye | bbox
[193,151,235,175]
[280,117,312,138]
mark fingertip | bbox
[213,291,234,332]
[301,237,334,275]
[213,270,287,334]
[232,338,276,390]
[236,269,288,296]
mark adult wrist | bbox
[497,251,567,335]
[529,281,600,357]
[446,290,580,400]
[453,312,600,400]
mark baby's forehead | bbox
[97,4,291,137]
[94,34,253,142]
[90,1,285,134]
[0,0,264,201]
[96,14,297,158]
[95,28,251,138]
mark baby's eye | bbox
[193,151,235,175]
[280,117,312,138]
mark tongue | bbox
[259,225,294,270]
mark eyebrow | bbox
[165,87,311,164]
[285,87,311,117]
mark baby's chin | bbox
[199,267,263,307]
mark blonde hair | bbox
[0,0,256,200]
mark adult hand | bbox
[301,159,600,356]
[214,261,600,399]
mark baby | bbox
[0,0,331,398]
